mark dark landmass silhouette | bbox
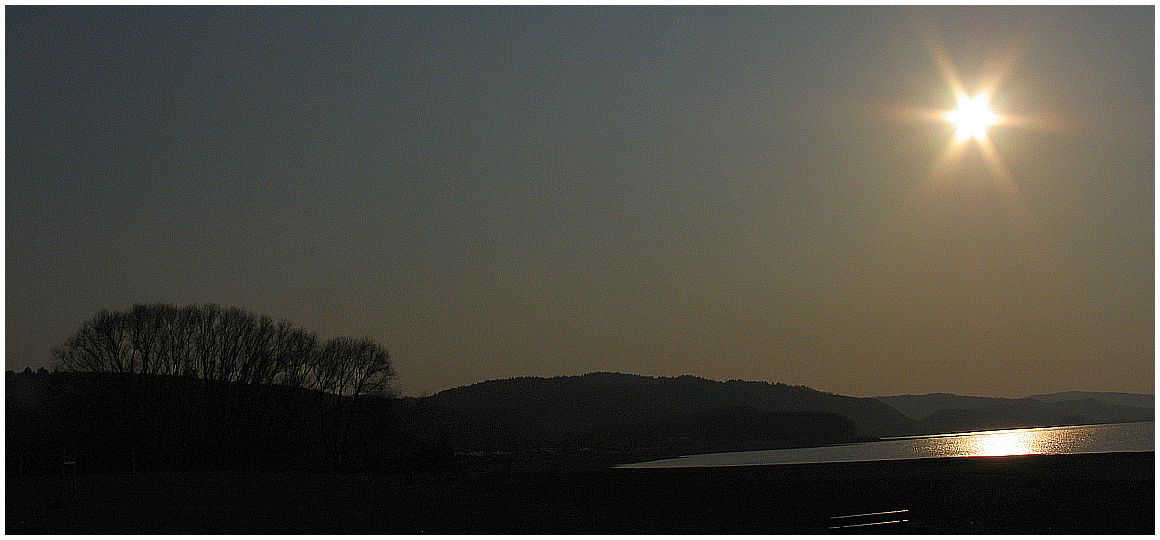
[874,391,1153,434]
[9,369,1153,476]
[419,372,912,454]
[1026,390,1155,409]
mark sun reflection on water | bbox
[925,427,1074,458]
[910,427,1064,458]
[971,431,1035,457]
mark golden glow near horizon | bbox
[945,92,1001,144]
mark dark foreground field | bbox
[7,451,1153,534]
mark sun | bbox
[944,92,1000,143]
[890,41,1047,232]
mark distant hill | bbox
[874,391,1153,435]
[426,374,1157,454]
[873,393,1020,422]
[422,373,917,453]
[1026,391,1154,410]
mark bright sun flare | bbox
[945,92,1000,143]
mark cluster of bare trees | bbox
[53,303,394,398]
[51,303,396,470]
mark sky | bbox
[6,6,1154,398]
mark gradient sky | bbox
[7,6,1154,397]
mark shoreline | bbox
[618,448,1156,469]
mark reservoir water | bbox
[619,421,1154,468]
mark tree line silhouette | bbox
[10,303,402,473]
[53,303,393,397]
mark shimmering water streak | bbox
[618,421,1154,469]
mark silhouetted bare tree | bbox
[313,336,395,468]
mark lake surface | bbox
[619,421,1154,468]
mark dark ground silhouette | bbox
[6,452,1153,534]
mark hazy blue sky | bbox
[7,6,1153,397]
